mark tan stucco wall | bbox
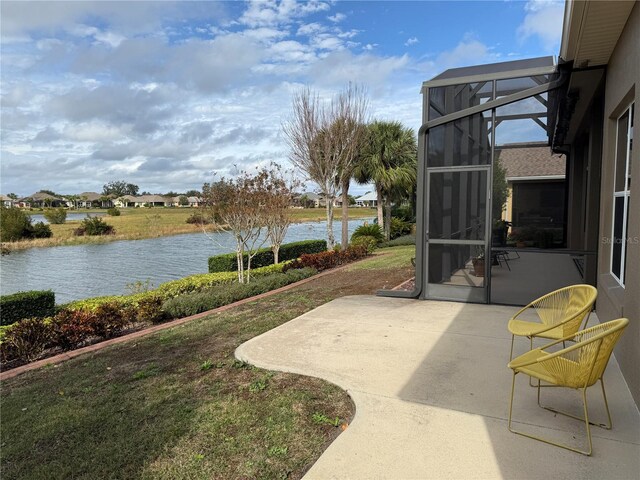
[598,3,640,407]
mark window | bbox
[611,102,634,286]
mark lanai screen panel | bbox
[419,56,590,304]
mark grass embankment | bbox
[1,208,375,252]
[0,246,415,480]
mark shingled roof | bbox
[498,146,566,179]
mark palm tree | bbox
[353,121,417,239]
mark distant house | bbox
[76,192,113,209]
[187,196,201,207]
[131,195,173,207]
[112,195,137,208]
[18,192,66,208]
[355,191,378,207]
[499,146,566,231]
[170,196,202,207]
[0,195,14,208]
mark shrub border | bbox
[0,257,375,382]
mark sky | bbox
[0,0,565,198]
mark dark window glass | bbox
[615,110,629,192]
[612,196,624,280]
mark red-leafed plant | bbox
[283,245,368,272]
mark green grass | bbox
[0,247,414,480]
[347,245,415,271]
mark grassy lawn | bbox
[0,246,414,479]
[2,208,376,251]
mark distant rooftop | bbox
[499,146,565,179]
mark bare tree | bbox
[264,165,300,264]
[202,168,271,283]
[334,84,369,250]
[283,84,368,250]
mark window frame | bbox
[610,102,634,286]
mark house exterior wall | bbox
[597,3,640,406]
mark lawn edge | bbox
[0,255,380,382]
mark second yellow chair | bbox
[508,284,597,360]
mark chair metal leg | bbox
[508,372,593,455]
[510,334,515,361]
[528,336,536,387]
[537,378,612,429]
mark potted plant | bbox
[492,219,511,246]
[471,245,485,277]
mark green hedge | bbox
[63,263,288,312]
[163,268,316,318]
[208,239,327,273]
[0,290,55,326]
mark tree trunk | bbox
[376,184,384,230]
[236,246,244,284]
[273,247,279,265]
[325,201,335,250]
[384,201,392,240]
[341,178,350,250]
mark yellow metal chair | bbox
[507,318,628,455]
[508,284,597,360]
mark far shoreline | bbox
[1,207,376,253]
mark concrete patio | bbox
[236,295,640,479]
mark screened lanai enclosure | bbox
[391,57,599,306]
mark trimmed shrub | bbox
[208,239,327,273]
[0,207,32,242]
[74,216,115,236]
[186,213,210,225]
[390,217,412,240]
[162,268,316,319]
[350,224,384,243]
[350,235,378,253]
[0,318,55,363]
[0,290,56,326]
[107,207,121,216]
[380,234,416,248]
[283,245,368,272]
[30,222,52,238]
[43,208,67,224]
[132,294,166,324]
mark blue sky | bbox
[0,0,564,197]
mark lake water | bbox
[0,219,372,304]
[28,212,105,224]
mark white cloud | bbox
[405,37,418,46]
[517,0,564,50]
[239,0,330,27]
[310,50,409,89]
[363,43,377,51]
[435,39,499,70]
[296,22,324,36]
[328,13,346,23]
